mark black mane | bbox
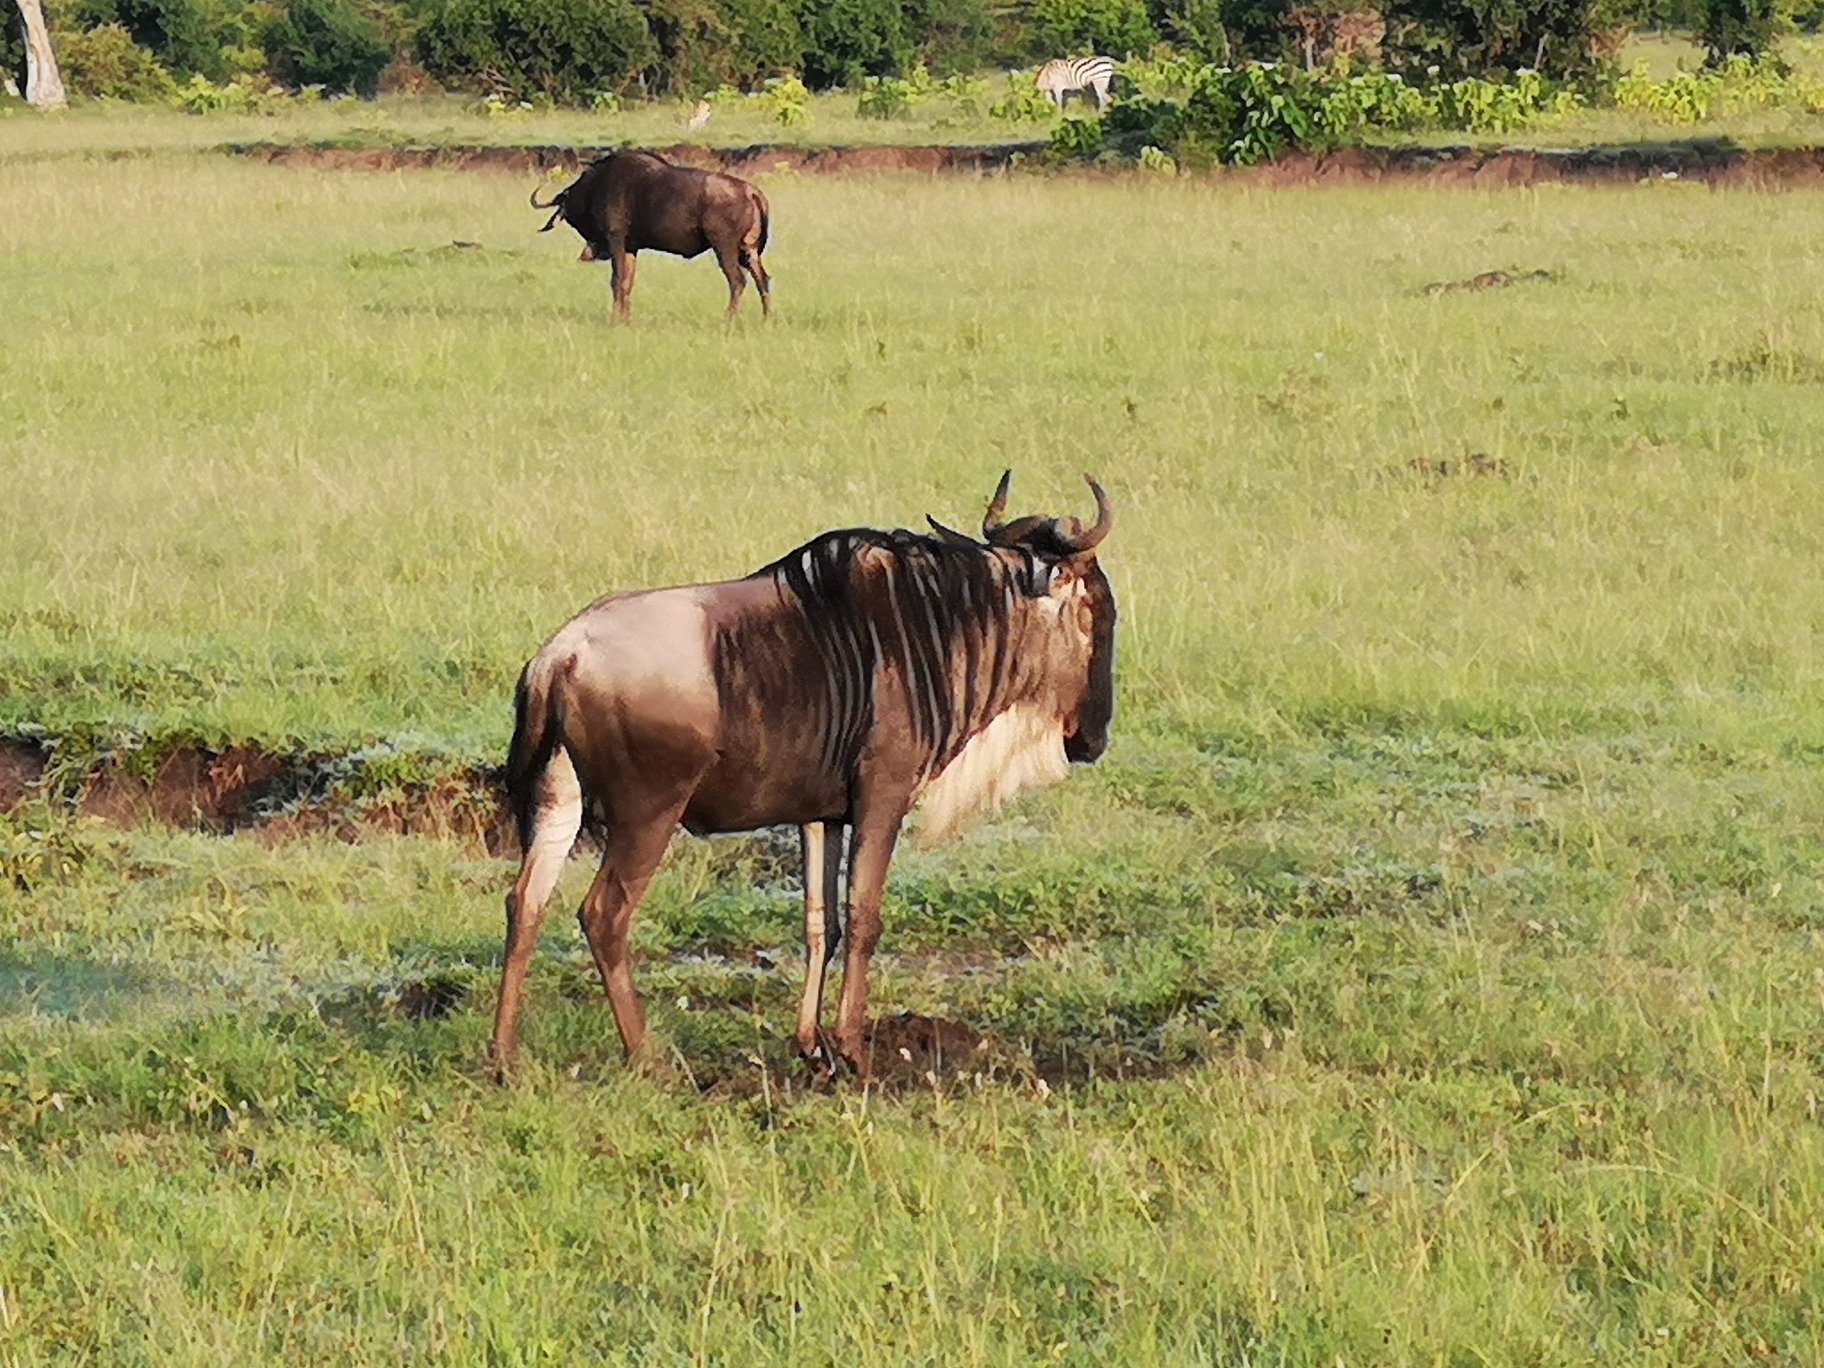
[744,526,1042,777]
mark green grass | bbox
[5,141,1824,1364]
[0,87,1040,159]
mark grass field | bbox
[5,131,1824,1364]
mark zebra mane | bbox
[747,526,1044,777]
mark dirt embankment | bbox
[226,137,1824,188]
[0,737,514,853]
[227,139,1047,177]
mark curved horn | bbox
[981,469,1012,540]
[529,182,566,210]
[1057,475,1113,553]
[926,515,979,547]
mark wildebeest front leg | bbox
[794,820,845,1072]
[575,810,680,1063]
[608,240,636,322]
[831,805,906,1075]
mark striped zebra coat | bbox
[1036,55,1115,110]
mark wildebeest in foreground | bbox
[531,148,771,321]
[490,473,1116,1079]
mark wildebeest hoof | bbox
[798,1029,847,1080]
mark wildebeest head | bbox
[930,470,1116,765]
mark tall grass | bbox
[4,157,1824,749]
[5,147,1824,1365]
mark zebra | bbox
[1035,55,1116,111]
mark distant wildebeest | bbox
[1036,55,1116,111]
[489,473,1117,1080]
[531,149,770,322]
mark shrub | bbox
[1699,0,1778,60]
[641,0,803,94]
[1381,0,1608,80]
[686,0,801,89]
[1044,109,1105,157]
[761,69,809,119]
[855,66,918,114]
[4,5,26,96]
[989,67,1055,118]
[55,21,177,98]
[415,0,658,103]
[262,0,391,95]
[170,70,290,109]
[1029,0,1158,57]
[1098,58,1572,165]
[71,0,227,78]
[855,60,984,115]
[907,0,994,74]
[1611,52,1821,117]
[795,0,907,87]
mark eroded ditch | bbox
[0,735,514,852]
[226,136,1824,188]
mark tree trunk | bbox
[16,0,67,108]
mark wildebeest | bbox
[489,473,1117,1079]
[531,149,770,322]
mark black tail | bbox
[504,658,568,852]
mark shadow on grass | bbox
[0,947,167,1022]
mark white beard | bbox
[912,701,1071,848]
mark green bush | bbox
[989,67,1055,118]
[795,0,906,87]
[57,22,178,97]
[1044,109,1105,157]
[415,0,658,102]
[1381,0,1607,80]
[262,0,391,95]
[907,0,994,74]
[641,0,801,94]
[1098,58,1573,166]
[4,4,26,96]
[1029,0,1158,58]
[1612,52,1823,116]
[1699,0,1779,60]
[169,69,293,109]
[71,0,227,78]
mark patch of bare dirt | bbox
[1423,267,1555,294]
[860,1012,988,1082]
[0,740,47,811]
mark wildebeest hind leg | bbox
[742,248,771,320]
[714,244,747,320]
[576,810,681,1064]
[490,748,583,1081]
[794,821,845,1072]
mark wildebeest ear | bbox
[925,515,979,547]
